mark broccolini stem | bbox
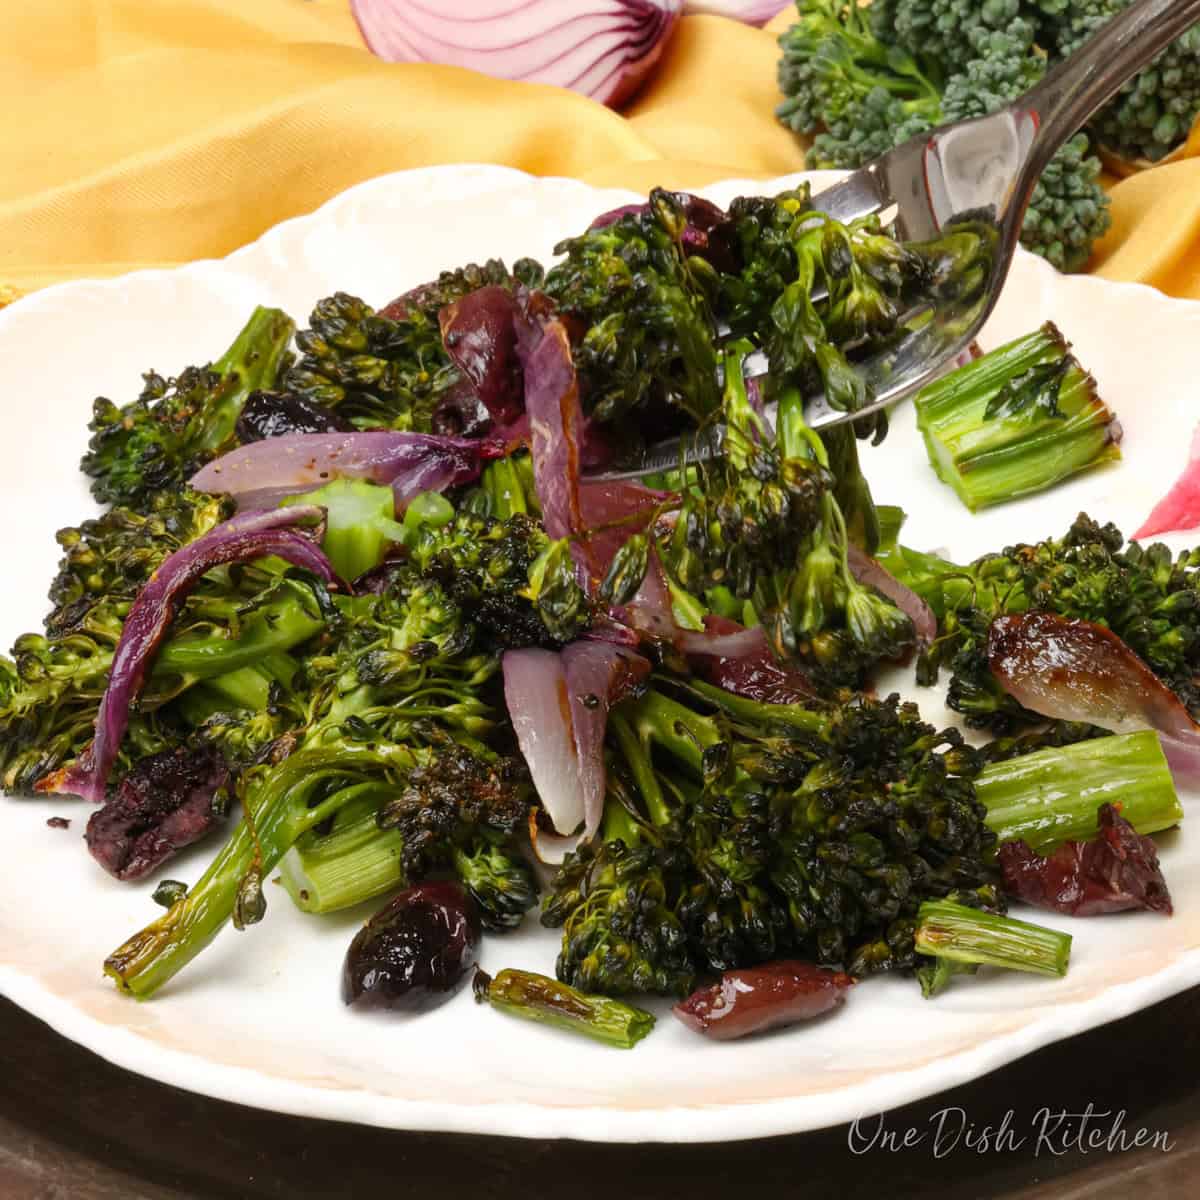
[105,743,422,999]
[977,730,1182,852]
[600,791,643,847]
[915,900,1071,978]
[473,968,656,1049]
[205,305,297,453]
[914,323,1121,512]
[278,783,404,913]
[685,678,829,735]
[199,665,272,711]
[482,457,530,519]
[622,688,722,778]
[609,710,673,828]
[775,386,828,466]
[154,580,325,680]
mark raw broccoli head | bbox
[1042,1,1200,164]
[776,0,942,162]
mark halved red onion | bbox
[37,508,339,804]
[988,612,1200,784]
[351,1,682,108]
[502,642,649,863]
[847,543,937,648]
[682,1,791,25]
[190,431,497,511]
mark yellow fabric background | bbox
[1,1,1197,301]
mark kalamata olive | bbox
[342,881,481,1012]
[672,960,854,1040]
[235,390,352,442]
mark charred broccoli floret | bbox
[543,682,1001,997]
[542,189,722,426]
[47,490,233,634]
[81,306,295,507]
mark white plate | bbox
[3,165,1200,1144]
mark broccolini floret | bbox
[81,306,295,507]
[543,682,1002,996]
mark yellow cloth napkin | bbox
[0,1,1197,302]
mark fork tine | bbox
[808,164,889,224]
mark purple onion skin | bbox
[342,882,482,1013]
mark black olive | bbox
[342,881,482,1012]
[235,390,353,442]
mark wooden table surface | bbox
[2,984,1197,1199]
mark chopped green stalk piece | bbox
[285,479,407,582]
[279,785,405,914]
[977,731,1182,852]
[915,900,1071,978]
[473,968,656,1049]
[402,490,456,535]
[915,324,1121,511]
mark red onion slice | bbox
[847,543,937,648]
[988,612,1200,784]
[190,431,497,510]
[439,285,525,426]
[38,508,339,804]
[350,1,682,108]
[503,643,649,863]
[518,315,586,545]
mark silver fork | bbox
[589,0,1200,482]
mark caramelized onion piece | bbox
[673,960,854,1040]
[988,612,1200,783]
[999,803,1173,917]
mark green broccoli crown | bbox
[542,189,721,425]
[776,0,942,161]
[1040,1,1200,163]
[47,490,233,635]
[544,685,1000,996]
[775,0,1118,272]
[81,307,294,508]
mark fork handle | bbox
[1023,0,1200,176]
